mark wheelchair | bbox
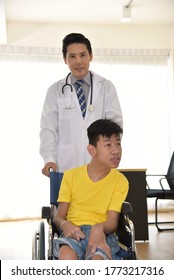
[32,171,137,260]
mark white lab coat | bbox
[40,71,123,172]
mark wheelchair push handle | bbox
[48,164,57,174]
[49,167,54,173]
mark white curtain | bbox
[92,49,174,172]
[0,46,173,219]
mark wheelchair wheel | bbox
[32,230,38,260]
[32,221,45,260]
[38,221,45,260]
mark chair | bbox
[146,151,174,231]
[32,171,136,260]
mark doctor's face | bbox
[64,43,93,79]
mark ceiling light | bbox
[121,0,133,23]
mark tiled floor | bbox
[0,212,174,260]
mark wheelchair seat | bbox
[32,171,137,260]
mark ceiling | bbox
[3,0,174,25]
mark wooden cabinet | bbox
[119,169,149,241]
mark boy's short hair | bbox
[87,119,123,146]
[62,33,92,58]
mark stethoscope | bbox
[62,71,94,112]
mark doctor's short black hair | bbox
[62,33,92,58]
[87,119,123,147]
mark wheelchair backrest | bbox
[50,172,64,207]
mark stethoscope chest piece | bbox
[88,104,94,112]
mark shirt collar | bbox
[71,72,91,86]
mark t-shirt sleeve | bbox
[57,170,72,202]
[108,175,129,213]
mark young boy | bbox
[53,119,128,260]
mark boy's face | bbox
[64,43,93,79]
[91,134,122,169]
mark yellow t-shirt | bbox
[58,165,129,226]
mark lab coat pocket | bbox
[58,97,76,120]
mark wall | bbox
[5,22,174,88]
[6,22,174,50]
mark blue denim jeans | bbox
[53,225,122,260]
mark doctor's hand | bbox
[42,162,57,177]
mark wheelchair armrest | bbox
[121,201,133,215]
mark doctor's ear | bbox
[87,144,96,157]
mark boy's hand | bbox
[86,224,112,259]
[61,221,85,241]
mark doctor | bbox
[40,33,123,176]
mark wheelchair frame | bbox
[32,171,137,260]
